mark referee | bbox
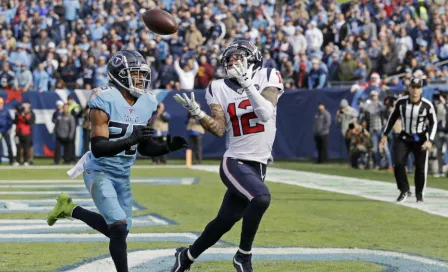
[380,78,437,203]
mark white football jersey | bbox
[205,68,284,164]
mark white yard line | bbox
[0,165,187,170]
[192,165,448,218]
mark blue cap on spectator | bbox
[418,40,428,47]
[405,68,413,73]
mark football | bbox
[142,8,178,35]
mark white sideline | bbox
[192,165,448,218]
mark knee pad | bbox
[251,194,271,212]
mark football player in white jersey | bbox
[171,40,284,272]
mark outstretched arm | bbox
[198,104,226,137]
[174,92,226,137]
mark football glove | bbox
[126,126,154,146]
[227,57,254,88]
[166,134,188,151]
[173,92,205,119]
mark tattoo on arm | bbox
[261,87,279,107]
[199,104,226,137]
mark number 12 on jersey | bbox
[227,99,265,137]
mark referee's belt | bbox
[399,131,427,143]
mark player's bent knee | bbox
[109,223,128,239]
[251,194,271,212]
[108,220,127,229]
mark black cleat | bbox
[396,191,411,203]
[171,247,193,272]
[416,195,424,203]
[233,251,253,272]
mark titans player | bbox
[46,50,187,272]
[172,41,284,272]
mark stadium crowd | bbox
[0,0,448,92]
[2,0,448,174]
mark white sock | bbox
[187,249,196,262]
[238,248,252,255]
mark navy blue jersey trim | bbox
[267,68,272,82]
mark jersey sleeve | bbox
[266,68,284,96]
[88,87,112,119]
[205,82,219,106]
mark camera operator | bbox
[432,90,447,177]
[13,102,33,166]
[345,122,371,169]
[336,99,359,159]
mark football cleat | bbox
[47,193,78,226]
[416,194,424,203]
[233,251,253,272]
[396,191,411,203]
[171,247,193,272]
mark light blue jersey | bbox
[84,85,158,176]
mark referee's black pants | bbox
[394,138,428,197]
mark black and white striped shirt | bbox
[383,96,437,141]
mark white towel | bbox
[67,151,91,179]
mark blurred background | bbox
[0,0,448,175]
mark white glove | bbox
[227,57,254,88]
[173,92,205,119]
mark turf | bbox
[0,160,447,271]
[193,261,384,272]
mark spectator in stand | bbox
[305,21,323,54]
[328,53,340,81]
[64,0,80,31]
[294,61,308,88]
[95,56,108,86]
[159,55,178,89]
[338,51,357,81]
[353,59,368,83]
[288,26,307,56]
[32,63,49,92]
[308,59,328,89]
[16,64,33,92]
[263,51,277,70]
[59,57,78,90]
[313,102,331,164]
[174,56,199,90]
[0,62,16,89]
[0,97,13,165]
[82,56,96,90]
[195,56,214,89]
[185,24,204,50]
[8,43,31,73]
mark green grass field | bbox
[0,159,447,271]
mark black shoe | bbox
[396,191,411,203]
[416,195,424,203]
[171,247,192,272]
[233,251,253,272]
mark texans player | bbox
[172,40,284,272]
[46,50,187,272]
